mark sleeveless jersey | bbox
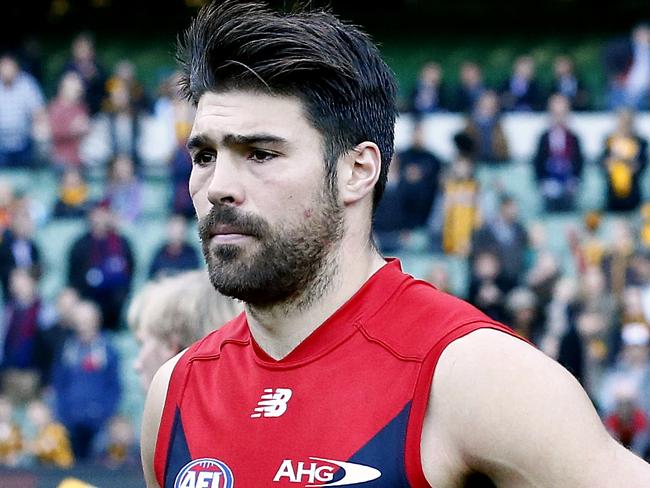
[154,259,519,488]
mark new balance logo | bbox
[251,388,293,418]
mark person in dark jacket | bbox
[532,94,584,212]
[149,214,200,279]
[53,301,120,460]
[0,210,41,298]
[67,201,134,330]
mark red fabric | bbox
[154,259,524,487]
[605,409,648,447]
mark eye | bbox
[192,150,216,166]
[248,149,277,163]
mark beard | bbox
[198,185,344,308]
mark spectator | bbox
[500,55,543,111]
[526,251,561,328]
[472,195,529,291]
[604,23,650,110]
[127,270,241,390]
[0,53,46,168]
[454,61,486,113]
[105,60,150,114]
[426,261,451,294]
[460,90,510,163]
[105,155,142,224]
[576,309,611,402]
[576,266,617,333]
[532,94,584,212]
[148,214,200,279]
[67,202,135,330]
[372,155,406,254]
[95,78,144,169]
[47,71,90,171]
[0,209,41,298]
[169,142,195,218]
[23,399,74,468]
[599,322,650,418]
[52,168,91,219]
[600,108,648,212]
[410,62,447,115]
[568,211,607,273]
[98,416,139,468]
[604,380,650,455]
[397,121,442,230]
[504,287,540,343]
[0,179,14,232]
[62,33,107,115]
[53,301,120,460]
[430,155,481,255]
[550,55,590,111]
[34,287,80,386]
[467,251,508,322]
[0,395,22,466]
[601,220,637,298]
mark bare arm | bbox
[141,352,184,488]
[422,328,650,487]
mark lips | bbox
[211,224,250,237]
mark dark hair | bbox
[177,0,397,211]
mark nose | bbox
[207,154,245,206]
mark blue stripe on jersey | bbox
[164,408,192,488]
[343,401,411,486]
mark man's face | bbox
[188,90,344,307]
[0,57,18,85]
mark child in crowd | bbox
[104,155,142,224]
[23,399,74,468]
[53,168,90,219]
[99,415,138,468]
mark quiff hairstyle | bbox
[177,0,397,210]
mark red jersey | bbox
[154,259,518,487]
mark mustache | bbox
[198,205,269,241]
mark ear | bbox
[339,141,382,206]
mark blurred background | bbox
[1,0,650,486]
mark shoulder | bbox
[423,328,650,487]
[360,276,505,361]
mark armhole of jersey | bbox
[154,352,192,487]
[404,321,525,488]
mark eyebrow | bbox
[186,132,289,152]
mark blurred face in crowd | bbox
[553,56,573,78]
[11,210,33,239]
[109,417,135,446]
[72,35,95,63]
[109,84,132,112]
[451,156,473,180]
[111,155,135,183]
[420,63,441,87]
[57,288,80,327]
[89,206,113,236]
[0,56,19,85]
[59,71,84,103]
[460,62,481,87]
[115,60,136,82]
[411,123,426,149]
[476,91,499,119]
[500,199,518,223]
[616,108,634,136]
[475,252,500,280]
[0,396,13,423]
[189,90,344,307]
[548,94,570,125]
[167,215,188,247]
[9,269,36,304]
[74,302,101,342]
[132,297,179,390]
[514,56,534,80]
[26,400,52,429]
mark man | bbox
[142,2,650,487]
[0,53,46,168]
[532,93,584,212]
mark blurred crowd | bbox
[0,24,649,470]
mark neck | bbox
[245,238,386,360]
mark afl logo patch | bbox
[174,458,234,488]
